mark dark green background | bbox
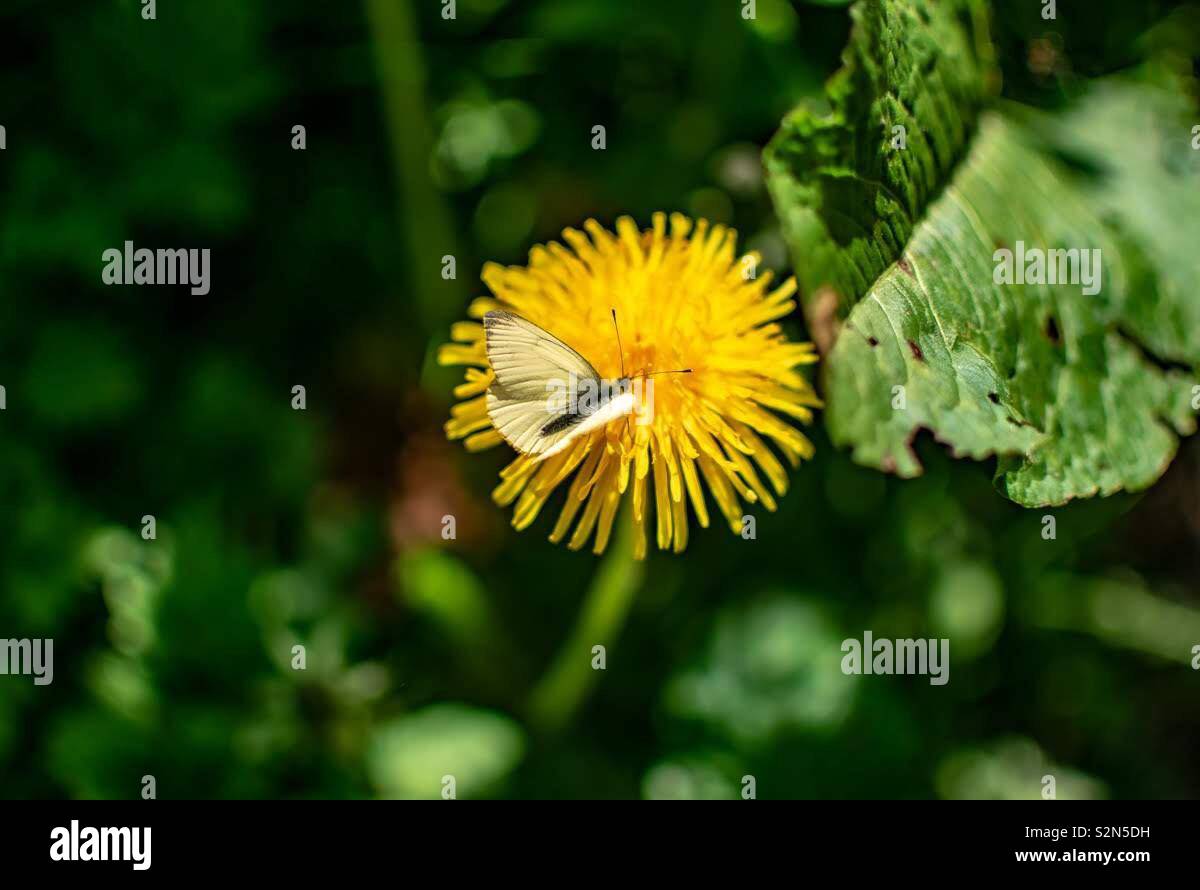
[1,0,1197,799]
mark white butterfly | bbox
[483,310,690,462]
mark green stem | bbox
[364,0,462,339]
[528,513,644,733]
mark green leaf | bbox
[366,703,524,800]
[765,0,1200,506]
[665,594,856,744]
[937,737,1107,800]
[766,0,996,314]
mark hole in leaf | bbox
[1044,315,1061,344]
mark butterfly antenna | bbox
[611,308,626,378]
[637,368,693,378]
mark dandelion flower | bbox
[438,213,820,558]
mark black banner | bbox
[1,802,1186,876]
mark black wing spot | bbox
[540,411,585,436]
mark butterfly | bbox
[483,310,690,462]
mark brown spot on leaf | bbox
[808,286,842,356]
[988,392,1000,404]
[897,256,914,277]
[908,340,924,361]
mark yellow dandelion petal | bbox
[677,443,710,530]
[568,458,615,551]
[651,443,672,550]
[444,395,492,440]
[726,446,776,513]
[464,429,504,451]
[592,480,623,555]
[697,453,744,534]
[735,423,789,497]
[437,344,486,367]
[449,321,485,343]
[466,296,501,318]
[439,215,820,557]
[631,473,649,560]
[548,444,603,544]
[513,449,580,530]
[670,482,689,553]
[631,458,648,523]
[453,368,493,400]
[655,428,684,504]
[493,457,538,507]
[536,438,592,495]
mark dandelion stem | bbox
[527,513,644,733]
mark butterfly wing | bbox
[483,310,620,459]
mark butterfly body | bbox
[539,378,633,436]
[532,384,634,458]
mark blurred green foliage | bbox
[0,0,1198,800]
